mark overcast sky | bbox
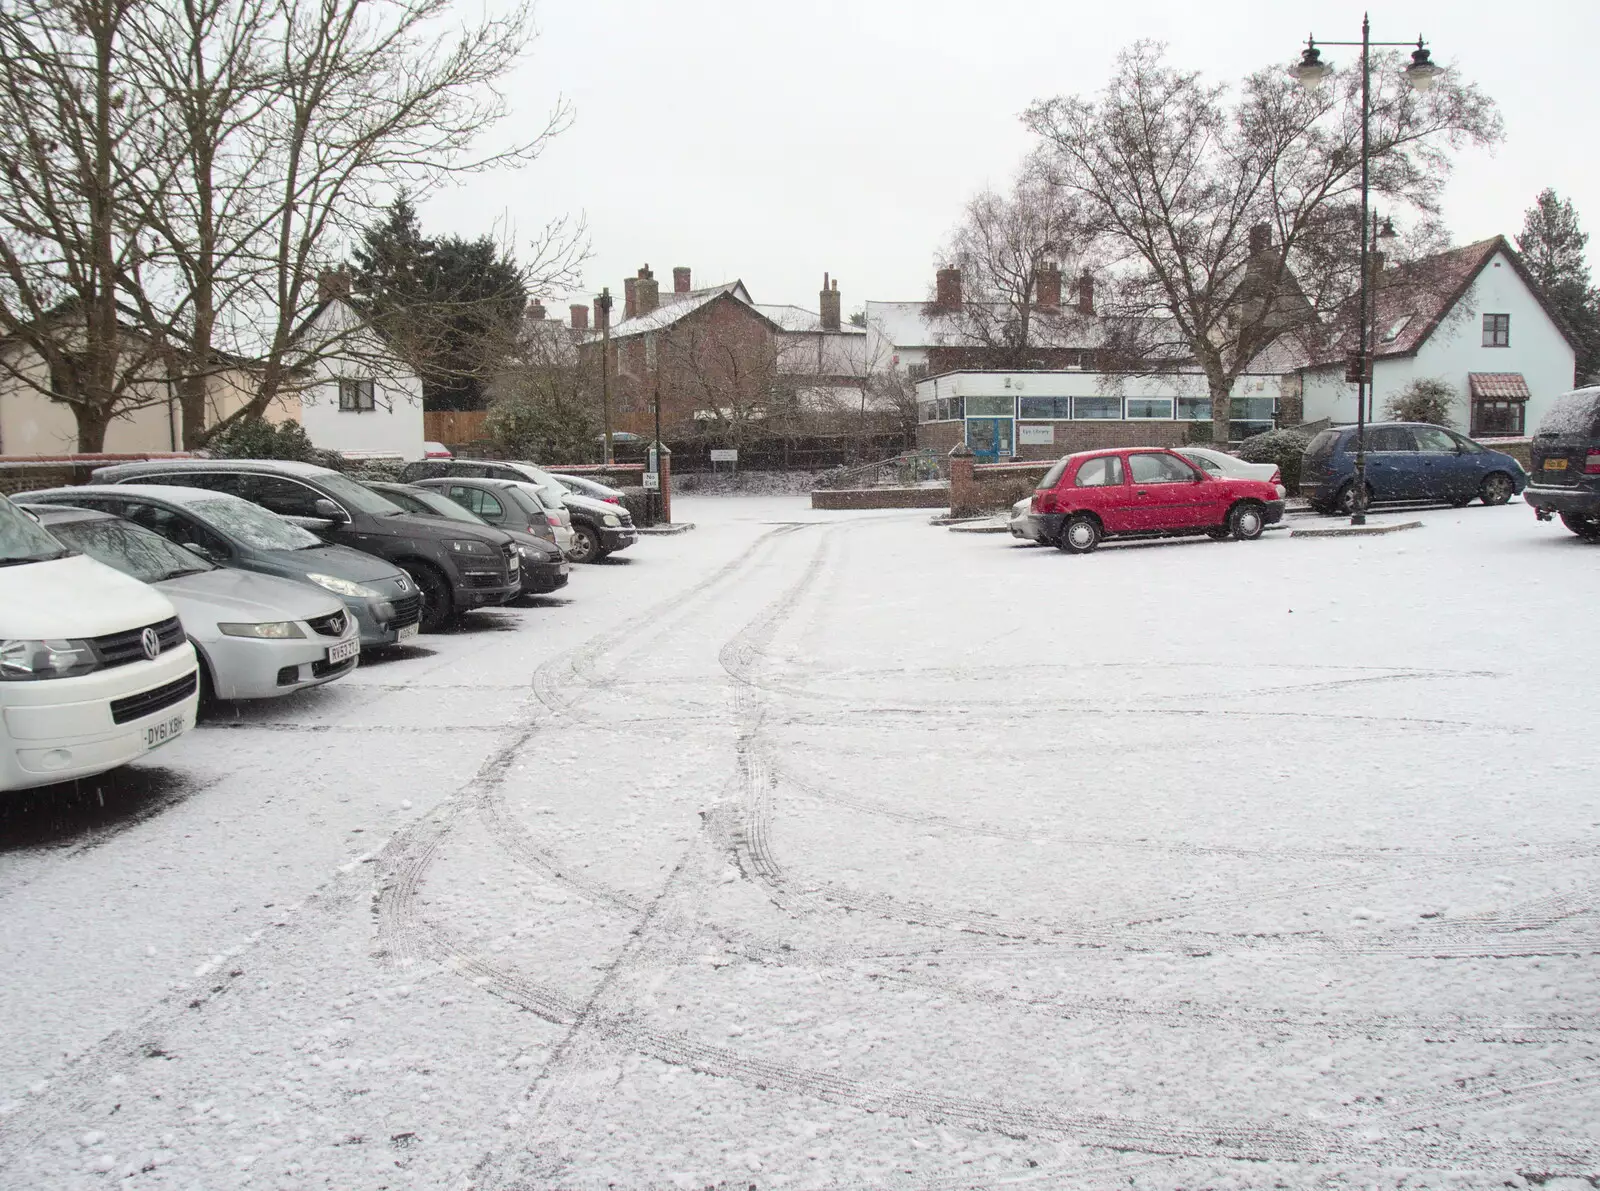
[422,0,1600,320]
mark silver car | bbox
[32,506,360,702]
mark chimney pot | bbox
[673,266,691,293]
[527,299,546,321]
[819,273,842,332]
[935,266,962,310]
[636,265,660,317]
[1035,263,1062,311]
[570,304,589,332]
[1076,270,1095,316]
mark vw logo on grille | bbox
[140,627,161,660]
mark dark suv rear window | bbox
[1535,392,1600,440]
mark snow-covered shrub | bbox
[1236,427,1312,493]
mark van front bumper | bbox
[1,646,200,792]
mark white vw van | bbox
[1,493,199,792]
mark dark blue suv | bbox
[1300,422,1527,515]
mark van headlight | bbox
[0,638,97,680]
[219,622,306,640]
[306,572,382,599]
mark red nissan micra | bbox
[1028,448,1285,554]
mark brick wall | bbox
[0,453,192,495]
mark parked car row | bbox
[1,456,642,793]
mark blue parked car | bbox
[1300,422,1527,515]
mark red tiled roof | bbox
[1468,372,1530,399]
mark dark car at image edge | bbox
[89,459,520,632]
[1524,386,1600,538]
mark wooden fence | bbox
[423,410,489,445]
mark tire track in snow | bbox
[716,565,1600,958]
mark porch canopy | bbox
[1468,373,1530,400]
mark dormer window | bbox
[1380,314,1413,344]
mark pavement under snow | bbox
[0,496,1596,1190]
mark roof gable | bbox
[597,281,780,340]
[1306,236,1580,369]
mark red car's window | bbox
[1128,453,1195,484]
[1074,456,1125,487]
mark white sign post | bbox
[709,449,738,463]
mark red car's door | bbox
[1125,451,1211,530]
[1065,453,1136,531]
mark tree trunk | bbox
[1208,380,1232,447]
[73,403,112,453]
[179,372,209,449]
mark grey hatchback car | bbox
[16,484,422,647]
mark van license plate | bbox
[327,638,359,664]
[144,715,184,749]
[397,623,419,643]
[1545,458,1568,470]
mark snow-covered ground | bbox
[1,496,1597,1190]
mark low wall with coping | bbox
[811,485,951,510]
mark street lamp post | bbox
[596,287,614,465]
[1294,16,1440,525]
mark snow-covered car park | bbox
[3,492,1599,1189]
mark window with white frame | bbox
[1073,395,1121,420]
[338,378,375,412]
[1017,396,1072,419]
[1125,397,1175,419]
[1177,397,1211,421]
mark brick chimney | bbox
[819,272,841,332]
[1076,270,1095,315]
[623,275,639,321]
[527,299,546,321]
[673,266,692,294]
[570,304,589,332]
[636,264,660,317]
[1249,223,1272,254]
[1035,263,1062,310]
[317,268,350,302]
[935,266,962,310]
[593,296,609,332]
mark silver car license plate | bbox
[327,637,359,664]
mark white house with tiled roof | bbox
[1297,236,1578,437]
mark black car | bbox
[1525,387,1600,539]
[13,483,422,647]
[89,459,520,632]
[399,459,636,562]
[366,481,570,596]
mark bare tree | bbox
[932,170,1092,368]
[1025,41,1502,444]
[0,0,575,450]
[0,0,173,449]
